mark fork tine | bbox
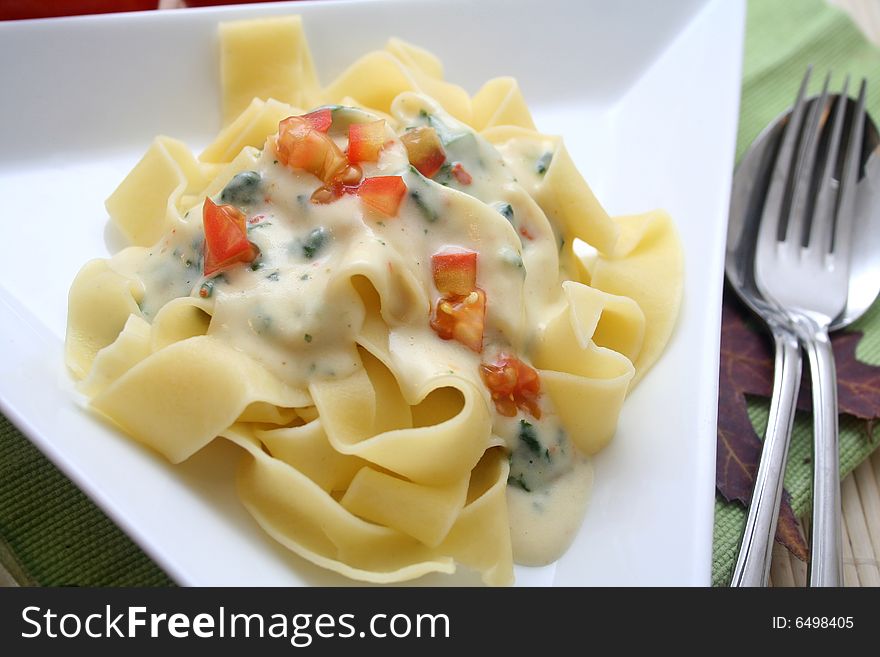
[832,78,866,259]
[787,72,830,248]
[811,77,850,255]
[758,67,812,248]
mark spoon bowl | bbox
[728,96,880,329]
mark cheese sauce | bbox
[129,97,591,565]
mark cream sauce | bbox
[129,97,593,565]
[508,455,593,566]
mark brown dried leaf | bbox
[776,490,809,562]
[795,332,880,421]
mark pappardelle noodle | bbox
[65,16,682,585]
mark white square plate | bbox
[0,0,743,585]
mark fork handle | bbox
[803,327,843,587]
[730,325,802,587]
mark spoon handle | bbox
[731,324,802,587]
[803,328,843,587]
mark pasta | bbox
[65,15,682,585]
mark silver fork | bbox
[754,69,866,587]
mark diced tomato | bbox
[400,126,446,178]
[451,162,472,185]
[432,249,477,296]
[310,185,338,205]
[479,354,541,418]
[301,108,333,133]
[356,176,407,217]
[431,288,486,353]
[340,164,363,186]
[275,115,347,184]
[348,119,387,163]
[202,198,256,276]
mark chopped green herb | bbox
[304,333,313,343]
[433,162,453,186]
[250,260,264,271]
[410,189,438,223]
[300,273,311,281]
[507,474,531,492]
[536,152,553,175]
[427,113,458,144]
[496,202,514,222]
[407,165,443,215]
[266,271,280,281]
[220,170,262,206]
[518,420,541,454]
[301,226,329,259]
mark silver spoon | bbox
[725,94,880,587]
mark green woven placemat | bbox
[713,0,880,586]
[0,414,172,586]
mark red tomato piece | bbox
[451,162,472,185]
[432,250,477,296]
[400,126,446,178]
[356,176,407,217]
[430,288,486,353]
[348,119,387,163]
[202,198,256,276]
[479,354,542,419]
[301,108,333,133]
[275,116,347,184]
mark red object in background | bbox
[183,1,281,5]
[0,1,290,21]
[0,1,157,20]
